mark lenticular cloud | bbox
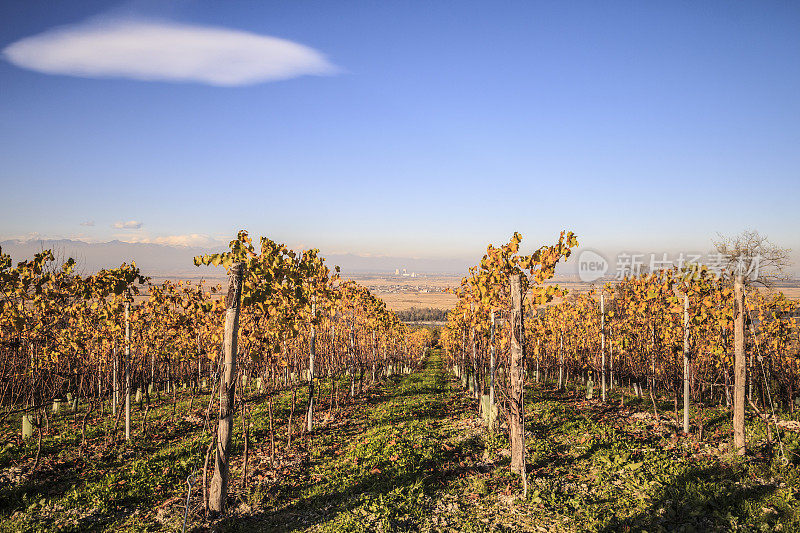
[2,20,337,86]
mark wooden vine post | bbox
[733,274,746,455]
[509,273,526,476]
[112,346,117,416]
[209,261,244,514]
[470,303,478,399]
[124,301,131,441]
[489,310,496,407]
[683,294,690,434]
[462,308,468,391]
[558,333,564,390]
[307,299,316,432]
[601,293,606,402]
[609,328,614,391]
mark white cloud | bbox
[80,220,95,227]
[3,19,338,86]
[113,220,142,229]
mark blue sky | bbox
[1,1,799,267]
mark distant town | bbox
[351,269,452,295]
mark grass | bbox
[1,353,799,531]
[507,386,800,532]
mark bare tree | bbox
[714,230,790,456]
[713,229,791,287]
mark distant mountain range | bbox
[7,238,792,281]
[0,239,474,277]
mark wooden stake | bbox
[124,302,131,441]
[558,333,564,390]
[209,262,244,515]
[601,294,606,403]
[509,273,526,477]
[489,310,496,406]
[307,300,316,432]
[733,275,746,455]
[683,294,690,434]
